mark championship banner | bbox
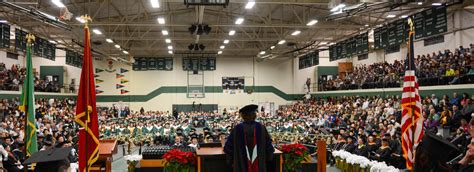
[96,89,104,94]
[95,79,103,84]
[120,89,129,94]
[95,68,104,73]
[120,68,129,73]
[116,73,124,79]
[120,79,129,84]
[116,84,125,89]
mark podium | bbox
[91,140,118,172]
[196,147,282,172]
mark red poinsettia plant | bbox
[280,143,309,171]
[162,149,196,172]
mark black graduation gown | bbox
[3,152,21,172]
[354,145,369,157]
[333,141,346,150]
[224,121,274,172]
[344,143,356,153]
[375,146,392,165]
[366,142,379,159]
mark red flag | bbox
[401,17,424,170]
[75,25,100,172]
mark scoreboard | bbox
[374,5,447,50]
[132,57,173,71]
[329,32,368,61]
[182,57,216,71]
[299,51,319,69]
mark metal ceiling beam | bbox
[69,22,362,29]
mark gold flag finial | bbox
[80,15,92,27]
[407,17,414,32]
[26,34,35,44]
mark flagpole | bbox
[408,17,415,172]
[82,15,92,172]
[23,34,35,172]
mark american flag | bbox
[401,17,424,170]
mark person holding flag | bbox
[74,15,100,172]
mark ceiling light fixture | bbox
[92,29,102,35]
[417,2,423,5]
[167,45,173,50]
[162,30,169,35]
[115,44,120,49]
[306,19,318,26]
[157,17,165,24]
[123,50,129,54]
[270,46,275,49]
[168,51,173,54]
[229,30,236,36]
[220,45,225,49]
[386,14,396,18]
[0,20,7,23]
[245,1,255,9]
[364,24,369,27]
[165,39,171,43]
[400,15,408,18]
[75,17,85,23]
[235,18,244,25]
[49,40,56,44]
[432,3,442,6]
[218,51,223,54]
[51,0,65,8]
[260,51,266,55]
[150,0,160,8]
[106,38,113,43]
[278,40,286,45]
[291,30,301,36]
[223,39,229,44]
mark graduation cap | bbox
[239,104,258,116]
[418,133,461,162]
[24,147,72,172]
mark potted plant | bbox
[124,154,142,172]
[162,149,196,172]
[280,143,309,172]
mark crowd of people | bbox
[0,90,472,170]
[0,63,62,93]
[320,44,474,91]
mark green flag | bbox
[19,34,38,156]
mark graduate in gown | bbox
[374,138,392,164]
[354,137,369,158]
[224,104,274,172]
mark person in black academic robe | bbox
[343,136,356,153]
[224,104,274,172]
[374,138,392,164]
[366,136,379,159]
[354,137,369,157]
